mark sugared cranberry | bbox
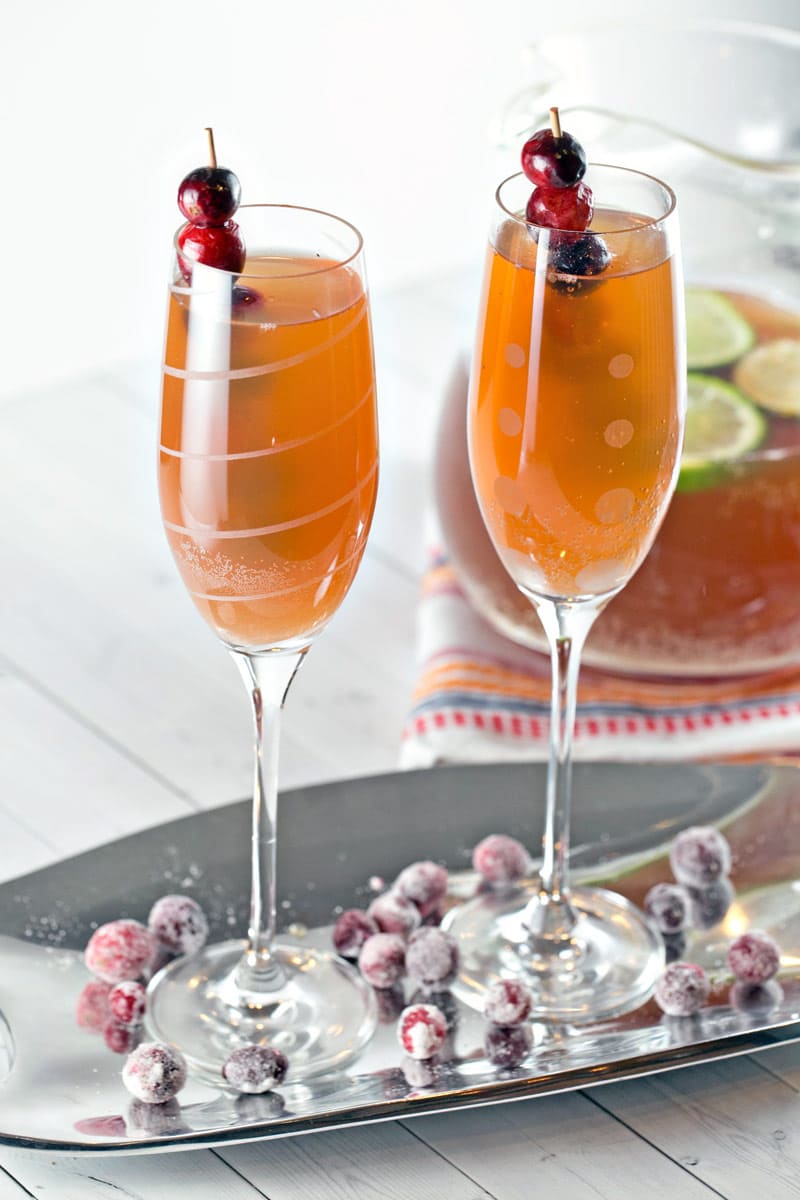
[76,980,112,1031]
[177,221,246,279]
[727,930,780,984]
[406,927,459,989]
[108,980,147,1027]
[526,181,593,232]
[104,1019,142,1055]
[687,878,735,930]
[654,962,710,1017]
[670,826,732,887]
[472,834,530,885]
[332,909,378,959]
[148,894,209,958]
[484,1023,533,1069]
[358,933,406,989]
[367,891,421,938]
[85,920,156,984]
[549,233,610,284]
[394,861,448,920]
[222,1044,289,1093]
[178,165,241,227]
[644,882,691,934]
[122,1042,187,1104]
[663,932,688,964]
[483,978,533,1027]
[397,1003,448,1060]
[521,127,587,189]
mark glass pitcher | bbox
[436,21,800,676]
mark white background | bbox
[2,0,799,399]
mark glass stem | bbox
[523,599,601,953]
[230,647,307,991]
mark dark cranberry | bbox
[232,284,264,310]
[729,979,783,1013]
[333,909,378,959]
[484,1023,533,1069]
[526,181,593,232]
[727,930,780,984]
[148,894,209,957]
[548,232,610,284]
[670,826,731,887]
[663,932,688,964]
[177,220,246,279]
[103,1019,142,1055]
[654,962,710,1016]
[178,166,241,227]
[122,1042,187,1104]
[374,984,406,1024]
[644,882,691,934]
[521,127,587,189]
[687,878,735,931]
[222,1044,289,1094]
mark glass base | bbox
[146,939,377,1084]
[442,883,664,1022]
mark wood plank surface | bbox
[218,1121,495,1200]
[587,1056,800,1199]
[404,1090,720,1199]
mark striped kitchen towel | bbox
[400,553,800,767]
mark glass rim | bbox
[496,164,678,235]
[172,202,364,281]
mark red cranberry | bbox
[122,1042,187,1104]
[394,861,449,920]
[521,127,587,189]
[222,1044,289,1093]
[85,919,156,984]
[397,1003,448,1060]
[727,930,780,984]
[472,834,530,885]
[484,1023,533,1068]
[526,181,593,232]
[358,933,406,989]
[644,883,691,934]
[670,826,732,887]
[483,978,533,1026]
[406,927,459,989]
[178,165,241,227]
[76,980,112,1031]
[148,895,209,957]
[104,1019,142,1055]
[108,980,147,1027]
[177,220,246,279]
[548,233,610,285]
[654,962,710,1016]
[332,909,378,959]
[367,891,421,938]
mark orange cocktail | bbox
[470,209,683,604]
[159,253,378,649]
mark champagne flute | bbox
[149,204,379,1079]
[444,166,685,1019]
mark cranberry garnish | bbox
[526,181,593,232]
[222,1044,289,1093]
[397,1003,448,1060]
[406,927,459,989]
[727,930,780,984]
[654,962,710,1017]
[394,861,449,920]
[104,1019,142,1055]
[108,980,147,1027]
[670,825,732,887]
[483,978,533,1026]
[484,1023,533,1069]
[148,894,209,958]
[472,834,530,885]
[85,919,156,984]
[521,108,587,189]
[122,1042,187,1104]
[367,890,421,938]
[178,166,241,228]
[644,882,691,934]
[358,932,406,989]
[333,909,378,959]
[549,233,610,280]
[177,220,246,279]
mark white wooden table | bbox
[1,268,799,1199]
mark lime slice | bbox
[733,338,800,415]
[686,289,755,370]
[677,373,766,493]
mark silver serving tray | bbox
[1,760,799,1155]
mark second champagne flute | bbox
[445,158,686,1020]
[150,201,379,1080]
